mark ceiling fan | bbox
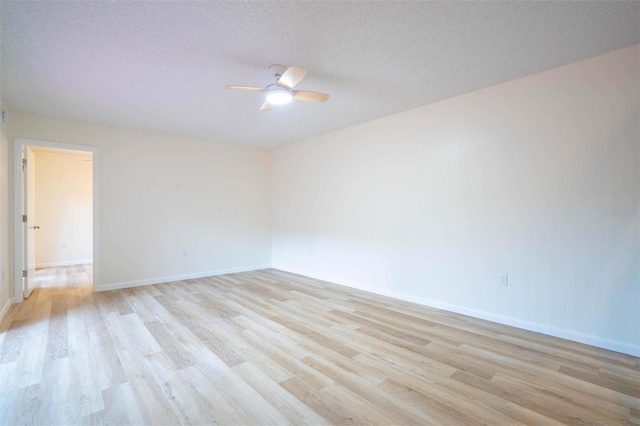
[223,65,330,111]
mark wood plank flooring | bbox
[0,265,638,425]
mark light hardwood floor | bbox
[0,265,638,425]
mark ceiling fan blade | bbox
[293,90,330,103]
[223,85,265,92]
[277,67,307,89]
[259,101,272,111]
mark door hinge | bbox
[22,215,27,222]
[22,158,26,171]
[22,270,27,278]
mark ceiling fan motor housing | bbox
[269,64,288,80]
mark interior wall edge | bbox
[272,265,640,357]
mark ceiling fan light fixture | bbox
[224,66,329,111]
[266,85,293,105]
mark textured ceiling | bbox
[2,1,639,148]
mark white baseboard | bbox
[37,259,93,268]
[97,264,272,292]
[0,298,11,324]
[272,265,640,357]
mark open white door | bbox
[21,146,37,299]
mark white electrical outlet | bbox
[62,242,67,248]
[500,274,509,286]
[182,249,188,257]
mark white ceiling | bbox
[2,1,638,149]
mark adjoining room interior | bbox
[32,147,93,270]
[31,146,93,291]
[0,1,638,425]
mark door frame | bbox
[13,138,100,302]
[22,145,36,299]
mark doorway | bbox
[13,138,99,302]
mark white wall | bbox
[34,151,93,267]
[7,114,272,291]
[272,45,640,355]
[0,119,7,316]
[0,3,11,318]
[0,119,8,315]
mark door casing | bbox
[22,146,36,299]
[13,138,100,303]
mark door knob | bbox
[32,225,40,230]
